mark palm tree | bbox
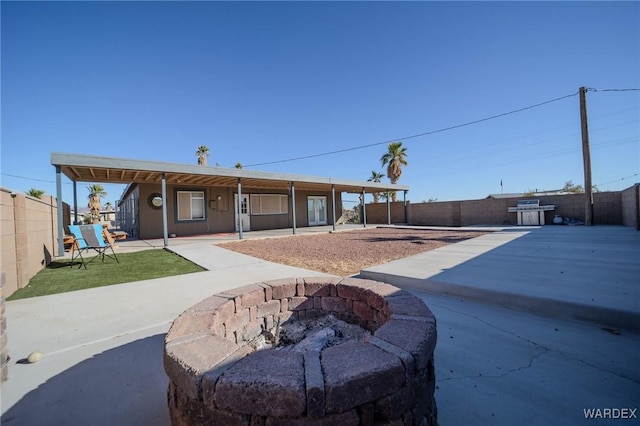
[26,188,45,199]
[379,191,393,202]
[235,162,243,169]
[87,184,107,224]
[380,142,408,202]
[195,145,210,166]
[367,171,385,203]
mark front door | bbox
[234,194,251,231]
[307,196,327,226]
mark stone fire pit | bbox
[164,277,438,425]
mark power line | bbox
[244,91,580,167]
[1,173,72,185]
[595,173,639,187]
[423,106,639,163]
[416,136,638,178]
[587,88,640,93]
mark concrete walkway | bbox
[2,225,639,425]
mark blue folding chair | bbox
[68,224,120,269]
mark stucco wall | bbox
[0,189,68,297]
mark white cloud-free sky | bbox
[2,1,638,207]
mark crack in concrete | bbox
[548,348,640,385]
[429,299,640,385]
[438,347,549,383]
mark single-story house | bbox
[51,153,409,253]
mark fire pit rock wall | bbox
[164,277,438,426]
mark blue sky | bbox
[2,1,639,208]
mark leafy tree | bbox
[87,184,107,224]
[380,142,408,202]
[367,171,385,203]
[562,180,584,193]
[26,188,45,199]
[195,145,210,166]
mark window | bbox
[177,191,205,220]
[250,194,288,215]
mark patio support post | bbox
[362,188,367,228]
[291,182,297,235]
[55,165,64,257]
[404,190,408,224]
[387,194,391,225]
[237,178,243,240]
[73,181,78,225]
[331,184,336,232]
[161,173,168,247]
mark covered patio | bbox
[51,152,409,255]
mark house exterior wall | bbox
[0,189,69,297]
[126,184,342,239]
[621,184,640,230]
[294,190,342,228]
[117,185,139,238]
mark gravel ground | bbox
[220,228,488,276]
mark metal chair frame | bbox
[68,224,120,269]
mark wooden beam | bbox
[69,167,81,179]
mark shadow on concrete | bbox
[1,334,170,426]
[360,235,480,244]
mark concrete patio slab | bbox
[361,225,640,332]
[426,292,640,425]
[2,224,639,425]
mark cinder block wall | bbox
[375,187,632,228]
[1,272,7,381]
[407,201,459,226]
[621,184,640,230]
[460,198,512,226]
[362,202,407,224]
[0,189,68,297]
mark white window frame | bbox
[176,190,206,221]
[250,194,288,215]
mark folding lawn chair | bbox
[68,224,120,269]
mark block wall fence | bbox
[0,189,70,297]
[364,185,640,230]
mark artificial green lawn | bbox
[8,249,206,300]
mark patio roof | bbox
[50,152,409,194]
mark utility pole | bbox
[579,87,593,226]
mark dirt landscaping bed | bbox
[220,227,489,276]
